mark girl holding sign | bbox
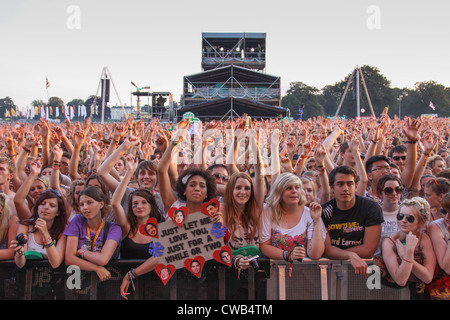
[111,154,163,259]
[158,118,217,215]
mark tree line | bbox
[281,65,450,120]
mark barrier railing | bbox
[0,258,411,300]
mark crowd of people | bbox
[0,112,449,300]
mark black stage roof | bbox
[184,65,279,84]
[176,97,287,121]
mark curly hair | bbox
[175,168,216,203]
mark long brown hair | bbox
[224,172,259,241]
[126,189,163,237]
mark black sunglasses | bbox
[440,208,448,216]
[397,212,415,223]
[213,173,229,182]
[383,186,403,195]
[392,155,406,161]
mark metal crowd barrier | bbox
[0,258,410,300]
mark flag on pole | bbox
[46,77,50,89]
[429,101,435,110]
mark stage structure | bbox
[183,65,281,106]
[130,81,150,118]
[334,65,375,118]
[131,89,173,121]
[201,32,266,71]
[93,67,127,123]
[177,32,287,121]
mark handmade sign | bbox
[139,217,159,238]
[155,263,176,285]
[184,256,205,278]
[213,245,232,267]
[200,199,220,218]
[167,206,189,228]
[151,211,226,270]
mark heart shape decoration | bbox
[139,218,159,238]
[200,198,220,218]
[213,245,232,267]
[184,256,205,278]
[167,206,189,228]
[155,263,176,285]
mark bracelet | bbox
[131,268,138,278]
[404,139,418,144]
[16,250,24,257]
[371,140,378,144]
[43,237,52,244]
[300,155,308,159]
[79,248,87,258]
[22,146,30,153]
[43,240,55,249]
[402,258,413,264]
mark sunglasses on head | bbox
[383,186,403,195]
[397,212,415,223]
[392,155,406,161]
[428,179,440,186]
[43,189,62,199]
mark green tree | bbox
[0,96,18,119]
[322,65,394,118]
[281,82,324,120]
[47,97,65,120]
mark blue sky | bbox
[1,0,449,112]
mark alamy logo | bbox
[66,265,81,289]
[66,5,81,30]
[366,5,381,30]
[366,265,381,290]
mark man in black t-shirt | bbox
[322,166,384,275]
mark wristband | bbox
[402,258,413,264]
[22,146,30,153]
[43,240,55,249]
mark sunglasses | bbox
[428,179,440,186]
[397,212,415,223]
[392,156,406,161]
[440,208,448,216]
[383,186,403,195]
[213,173,229,182]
